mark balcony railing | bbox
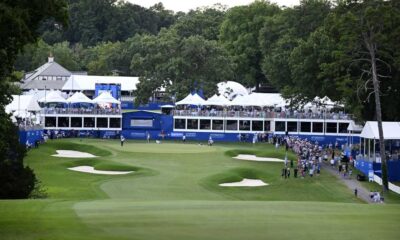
[42,108,121,115]
[172,110,352,120]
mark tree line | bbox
[16,0,400,122]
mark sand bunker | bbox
[219,178,269,187]
[52,150,97,158]
[233,154,284,162]
[68,166,133,175]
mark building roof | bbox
[20,57,72,90]
[62,75,139,91]
[360,121,400,140]
[21,79,67,90]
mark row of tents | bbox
[175,93,342,109]
[37,91,120,104]
[5,91,121,119]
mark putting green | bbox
[0,139,399,240]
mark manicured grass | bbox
[0,139,399,240]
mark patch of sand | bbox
[52,150,97,158]
[233,154,284,162]
[68,166,133,175]
[219,178,269,187]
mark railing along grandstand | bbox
[172,110,352,120]
[42,108,121,115]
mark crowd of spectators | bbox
[173,106,351,120]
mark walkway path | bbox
[321,163,376,203]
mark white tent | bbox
[229,93,285,107]
[92,92,120,104]
[217,81,248,100]
[205,94,231,106]
[38,90,67,103]
[5,95,41,113]
[176,93,207,105]
[13,110,31,119]
[160,104,175,108]
[66,92,93,104]
[347,121,363,132]
[360,121,400,140]
[230,94,247,106]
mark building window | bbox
[275,121,286,132]
[84,117,95,128]
[226,120,238,131]
[287,121,298,132]
[300,122,311,132]
[252,121,263,131]
[339,123,349,133]
[45,117,56,127]
[212,120,224,130]
[187,119,198,130]
[239,120,250,131]
[326,122,337,133]
[200,119,211,130]
[174,119,186,129]
[97,118,108,128]
[264,121,271,131]
[110,118,121,128]
[312,122,323,133]
[71,117,82,128]
[58,117,69,128]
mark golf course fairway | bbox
[0,139,399,240]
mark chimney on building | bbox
[48,52,54,63]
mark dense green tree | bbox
[0,0,68,198]
[40,0,176,46]
[131,29,234,104]
[172,5,226,40]
[220,0,280,90]
[320,0,400,190]
[286,27,339,103]
[259,0,332,95]
[15,40,81,72]
[83,41,124,75]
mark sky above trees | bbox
[127,0,300,12]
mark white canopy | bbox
[229,93,285,107]
[217,81,248,100]
[92,92,120,104]
[66,92,93,104]
[360,121,400,140]
[13,110,32,118]
[176,93,207,105]
[205,94,231,106]
[5,95,41,113]
[321,96,335,106]
[230,94,247,106]
[38,90,67,103]
[347,121,363,132]
[160,104,175,108]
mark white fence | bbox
[373,174,400,194]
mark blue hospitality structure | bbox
[355,121,400,182]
